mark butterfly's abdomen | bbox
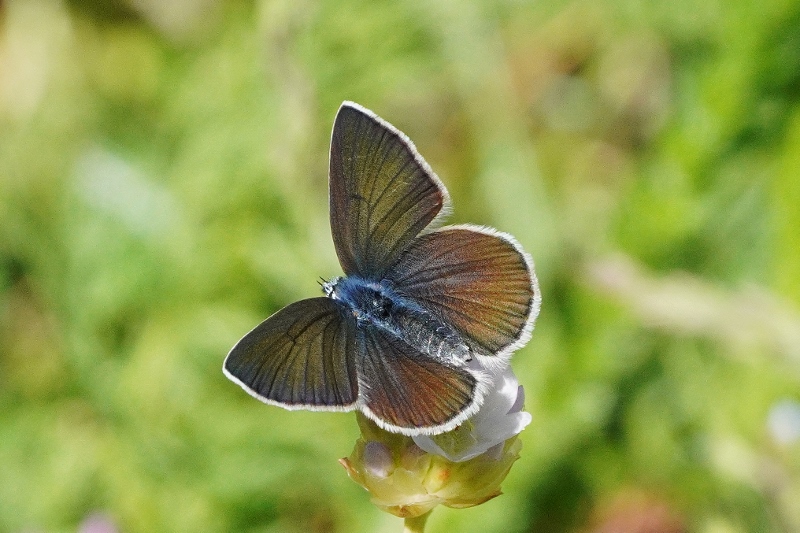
[324,275,470,366]
[388,307,471,365]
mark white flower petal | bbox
[413,364,532,462]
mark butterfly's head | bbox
[321,277,342,299]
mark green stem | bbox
[403,511,432,533]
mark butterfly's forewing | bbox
[356,326,483,436]
[223,298,359,410]
[385,225,540,361]
[329,102,449,278]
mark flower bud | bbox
[340,366,530,518]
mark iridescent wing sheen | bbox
[385,225,540,361]
[223,298,359,410]
[356,326,484,436]
[329,102,449,279]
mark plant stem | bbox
[403,511,431,533]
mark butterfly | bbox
[223,101,540,436]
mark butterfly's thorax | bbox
[323,276,471,366]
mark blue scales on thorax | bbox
[322,276,471,366]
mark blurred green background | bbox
[2,0,800,531]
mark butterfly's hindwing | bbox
[356,325,484,436]
[385,225,539,361]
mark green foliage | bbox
[1,0,799,531]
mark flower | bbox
[412,365,531,462]
[339,365,531,518]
